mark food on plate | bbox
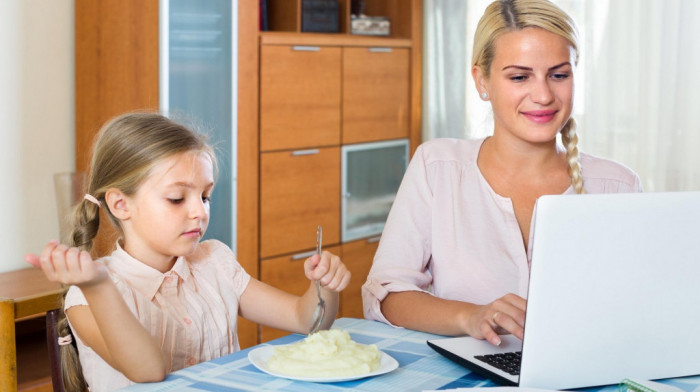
[267,329,381,378]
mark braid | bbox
[56,308,89,391]
[561,118,584,194]
[54,198,100,390]
[69,198,101,251]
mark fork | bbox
[309,225,326,334]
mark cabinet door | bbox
[260,147,341,258]
[259,245,341,343]
[260,45,341,151]
[342,47,410,144]
[340,237,381,319]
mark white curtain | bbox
[580,0,700,191]
[422,0,469,139]
[423,0,700,192]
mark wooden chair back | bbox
[1,297,18,392]
[46,308,66,392]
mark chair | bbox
[46,308,66,392]
[1,297,18,392]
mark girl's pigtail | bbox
[561,118,585,194]
[57,314,89,391]
[56,195,100,390]
[70,196,101,251]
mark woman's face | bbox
[473,27,576,146]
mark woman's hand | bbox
[303,250,351,292]
[467,293,526,346]
[25,240,108,287]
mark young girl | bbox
[25,112,351,391]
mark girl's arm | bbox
[381,291,527,346]
[239,251,350,334]
[26,241,166,382]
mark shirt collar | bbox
[106,241,192,300]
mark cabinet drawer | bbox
[342,47,410,144]
[259,245,341,343]
[340,236,381,319]
[260,147,341,258]
[260,45,341,151]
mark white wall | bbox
[0,1,74,272]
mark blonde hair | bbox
[473,0,584,194]
[58,112,215,390]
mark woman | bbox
[362,0,641,346]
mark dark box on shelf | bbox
[302,0,340,33]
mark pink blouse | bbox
[362,138,642,325]
[64,240,251,392]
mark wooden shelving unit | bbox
[237,0,423,343]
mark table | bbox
[120,318,700,392]
[0,267,65,392]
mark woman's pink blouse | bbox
[362,138,642,325]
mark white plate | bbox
[247,344,399,383]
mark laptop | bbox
[427,192,700,390]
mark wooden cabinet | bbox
[342,47,410,144]
[259,245,341,342]
[238,0,422,344]
[340,237,381,318]
[260,45,342,151]
[260,147,341,258]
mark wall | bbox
[0,0,74,273]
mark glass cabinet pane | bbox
[164,0,234,247]
[342,139,409,242]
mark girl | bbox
[362,0,642,346]
[26,112,351,391]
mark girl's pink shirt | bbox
[362,137,643,325]
[64,239,251,392]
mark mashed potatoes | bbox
[268,329,381,378]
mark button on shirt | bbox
[65,239,251,392]
[362,138,643,325]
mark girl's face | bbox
[121,151,214,270]
[474,27,576,146]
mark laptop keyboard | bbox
[474,352,522,375]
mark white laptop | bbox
[427,191,700,390]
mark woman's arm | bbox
[381,291,526,346]
[239,251,350,334]
[26,241,166,382]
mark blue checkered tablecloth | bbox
[120,318,700,392]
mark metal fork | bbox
[309,225,326,334]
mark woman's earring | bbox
[480,92,488,100]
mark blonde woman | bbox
[26,112,350,391]
[362,0,641,346]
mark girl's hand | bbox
[303,250,351,292]
[467,293,526,346]
[25,240,108,287]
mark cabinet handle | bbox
[366,236,382,244]
[369,47,392,53]
[291,250,317,260]
[293,45,321,52]
[291,149,320,156]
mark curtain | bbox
[580,0,700,191]
[422,0,469,139]
[423,0,700,192]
